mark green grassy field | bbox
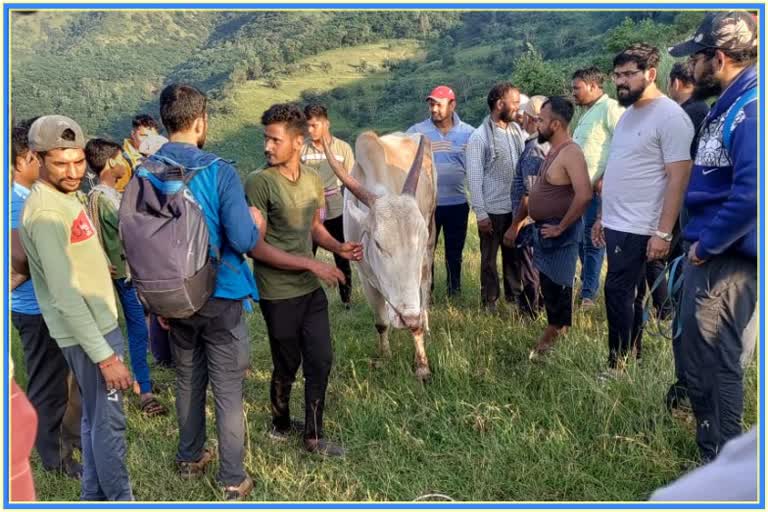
[11,216,758,502]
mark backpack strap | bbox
[723,88,757,152]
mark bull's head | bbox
[322,134,429,330]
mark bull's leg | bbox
[375,323,391,359]
[411,327,431,381]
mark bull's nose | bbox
[401,313,421,330]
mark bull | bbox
[322,132,437,381]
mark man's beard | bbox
[616,81,647,107]
[499,105,516,123]
[693,73,722,101]
[537,129,551,144]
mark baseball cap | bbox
[426,85,456,102]
[28,115,85,152]
[523,95,548,117]
[669,10,758,57]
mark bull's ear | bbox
[347,199,369,229]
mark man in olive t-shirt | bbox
[245,103,362,458]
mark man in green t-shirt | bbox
[84,138,168,418]
[300,104,355,308]
[246,103,362,458]
[20,115,133,500]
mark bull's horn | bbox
[401,135,426,197]
[321,137,378,208]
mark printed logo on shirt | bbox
[70,210,95,244]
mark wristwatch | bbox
[654,230,673,242]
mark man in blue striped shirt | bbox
[407,85,475,298]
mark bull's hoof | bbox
[415,366,432,382]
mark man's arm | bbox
[657,160,692,235]
[11,229,29,277]
[465,132,492,233]
[217,163,260,254]
[541,146,592,238]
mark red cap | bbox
[426,85,455,102]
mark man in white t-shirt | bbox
[592,44,694,377]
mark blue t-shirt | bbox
[11,182,41,315]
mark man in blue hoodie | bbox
[669,10,758,462]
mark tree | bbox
[510,48,568,97]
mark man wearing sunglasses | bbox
[668,10,758,463]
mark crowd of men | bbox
[8,11,758,502]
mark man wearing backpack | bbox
[20,115,134,501]
[668,10,758,462]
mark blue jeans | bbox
[579,196,606,301]
[114,278,152,394]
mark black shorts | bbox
[540,273,573,327]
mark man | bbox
[668,10,758,462]
[571,66,625,308]
[592,44,694,377]
[120,114,161,190]
[504,95,550,317]
[525,98,592,357]
[246,103,362,459]
[300,103,356,308]
[664,61,713,412]
[466,82,526,313]
[149,84,259,500]
[20,115,133,500]
[10,118,82,480]
[84,138,168,417]
[407,85,475,298]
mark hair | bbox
[669,62,695,86]
[304,104,328,120]
[695,46,758,67]
[572,66,605,88]
[486,82,518,112]
[11,117,40,164]
[542,96,575,125]
[261,103,307,135]
[159,84,207,134]
[85,138,122,175]
[613,43,661,71]
[132,114,159,131]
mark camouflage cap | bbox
[28,115,85,152]
[669,10,758,57]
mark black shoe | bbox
[46,457,83,480]
[268,419,305,442]
[304,438,346,458]
[342,302,352,311]
[666,382,690,412]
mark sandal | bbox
[140,396,168,417]
[223,476,254,501]
[177,447,216,480]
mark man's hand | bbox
[540,224,564,239]
[249,207,266,236]
[647,236,671,261]
[591,218,605,248]
[157,316,170,331]
[502,225,518,248]
[338,242,363,261]
[688,241,706,266]
[477,218,493,235]
[310,261,345,287]
[10,270,29,291]
[98,355,133,391]
[109,264,117,278]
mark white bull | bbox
[322,132,437,381]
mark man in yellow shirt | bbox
[571,67,625,308]
[21,115,133,500]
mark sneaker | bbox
[268,419,305,442]
[223,476,254,501]
[177,447,216,479]
[304,438,346,458]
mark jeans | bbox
[169,298,250,486]
[433,203,470,296]
[579,196,605,301]
[114,278,152,394]
[681,254,757,461]
[62,329,133,501]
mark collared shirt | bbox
[572,94,625,185]
[300,137,355,220]
[466,116,525,219]
[407,113,475,206]
[11,182,40,315]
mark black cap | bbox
[668,10,758,57]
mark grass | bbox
[11,216,758,502]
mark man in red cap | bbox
[407,85,475,298]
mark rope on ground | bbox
[642,255,685,340]
[413,493,456,501]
